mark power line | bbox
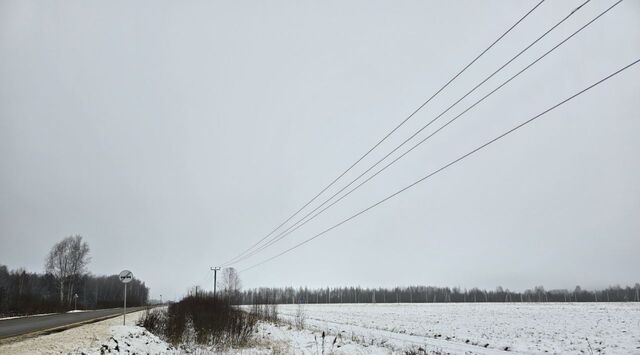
[231,0,594,265]
[240,56,640,273]
[219,0,546,267]
[227,0,602,266]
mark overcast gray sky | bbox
[1,0,639,301]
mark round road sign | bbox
[119,269,133,283]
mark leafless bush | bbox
[138,295,257,349]
[404,348,428,355]
[137,308,167,335]
[294,303,307,330]
[251,303,279,323]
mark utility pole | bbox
[210,267,221,299]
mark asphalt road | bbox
[0,307,146,340]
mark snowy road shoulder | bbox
[0,310,174,355]
[89,324,173,354]
[0,313,56,321]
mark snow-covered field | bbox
[271,303,640,354]
[3,303,639,354]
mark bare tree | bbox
[67,236,90,303]
[220,267,241,303]
[46,239,70,303]
[45,235,90,305]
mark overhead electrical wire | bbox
[229,0,596,265]
[240,56,640,273]
[232,0,620,266]
[218,0,546,267]
[227,0,606,266]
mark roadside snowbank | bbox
[0,310,173,355]
[87,324,173,354]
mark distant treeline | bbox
[0,265,149,316]
[237,284,640,305]
[0,235,149,317]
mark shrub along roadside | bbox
[138,295,259,349]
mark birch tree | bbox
[221,267,241,303]
[45,235,90,304]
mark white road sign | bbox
[119,269,133,325]
[119,270,133,283]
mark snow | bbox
[0,310,174,355]
[0,313,56,320]
[253,321,399,354]
[173,321,395,354]
[3,303,639,354]
[266,302,640,354]
[66,309,88,313]
[90,324,174,354]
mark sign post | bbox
[73,293,78,311]
[118,270,133,326]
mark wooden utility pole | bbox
[211,267,221,299]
